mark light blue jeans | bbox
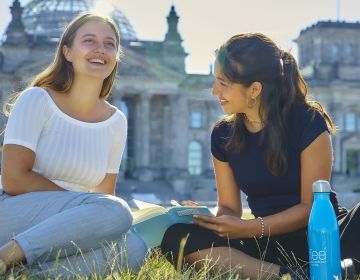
[0,190,147,277]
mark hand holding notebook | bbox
[131,200,213,249]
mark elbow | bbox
[1,172,25,195]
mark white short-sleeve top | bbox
[3,87,127,192]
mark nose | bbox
[212,83,219,97]
[95,43,106,54]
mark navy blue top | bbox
[211,105,343,217]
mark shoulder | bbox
[288,104,327,130]
[212,119,230,136]
[288,104,329,151]
[211,119,231,145]
[10,87,49,112]
[13,87,48,108]
[108,104,127,134]
[18,86,47,100]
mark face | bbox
[63,20,118,80]
[212,62,250,115]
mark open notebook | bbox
[131,200,213,249]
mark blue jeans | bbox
[0,190,147,276]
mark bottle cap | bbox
[312,180,331,192]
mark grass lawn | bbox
[1,249,280,280]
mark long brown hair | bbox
[4,12,121,115]
[216,33,335,176]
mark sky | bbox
[1,0,360,74]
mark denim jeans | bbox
[0,190,147,276]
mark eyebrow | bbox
[216,76,227,82]
[82,34,116,42]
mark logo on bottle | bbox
[310,248,327,264]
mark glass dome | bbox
[22,0,138,41]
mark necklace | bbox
[243,114,263,125]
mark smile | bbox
[88,58,106,65]
[219,99,228,106]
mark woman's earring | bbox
[246,97,256,108]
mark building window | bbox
[345,45,353,56]
[331,44,339,56]
[346,150,360,176]
[190,112,202,128]
[188,141,202,175]
[345,112,356,132]
[331,43,339,62]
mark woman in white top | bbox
[0,13,147,276]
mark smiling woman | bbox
[160,33,360,279]
[62,21,119,81]
[0,13,146,277]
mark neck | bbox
[67,76,104,113]
[243,113,263,123]
[243,113,264,130]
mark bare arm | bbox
[1,144,65,195]
[90,173,118,196]
[194,131,333,239]
[213,156,242,217]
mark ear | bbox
[249,81,262,99]
[62,45,72,62]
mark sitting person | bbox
[0,12,147,277]
[161,33,360,279]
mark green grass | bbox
[2,249,360,280]
[1,249,259,280]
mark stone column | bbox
[332,103,343,174]
[136,95,153,181]
[167,94,189,194]
[162,100,171,168]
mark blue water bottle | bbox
[308,180,341,280]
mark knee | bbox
[97,195,133,237]
[161,224,189,265]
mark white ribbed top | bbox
[3,87,127,192]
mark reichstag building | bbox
[1,0,360,198]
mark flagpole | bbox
[336,0,341,21]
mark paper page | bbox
[132,199,164,210]
[132,207,168,223]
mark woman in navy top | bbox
[161,33,360,278]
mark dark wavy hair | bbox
[216,33,335,176]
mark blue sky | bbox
[1,0,360,73]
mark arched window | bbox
[188,141,202,175]
[345,112,356,132]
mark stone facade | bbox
[296,21,360,177]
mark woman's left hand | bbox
[192,214,244,239]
